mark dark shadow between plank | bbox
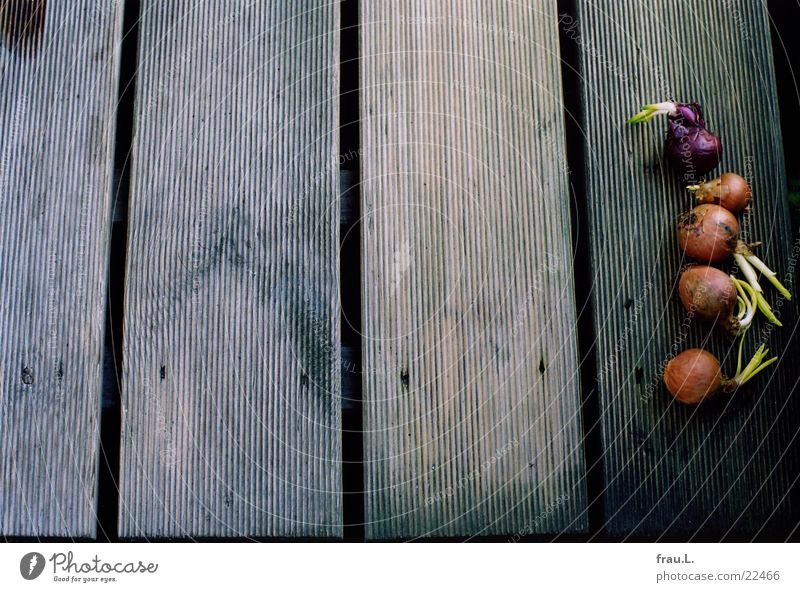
[340,0,365,542]
[555,0,606,539]
[96,0,141,543]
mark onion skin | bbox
[678,266,736,324]
[663,349,722,404]
[693,173,752,214]
[678,204,739,262]
[665,104,722,183]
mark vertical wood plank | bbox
[0,0,124,537]
[577,0,800,536]
[118,1,342,538]
[360,0,588,539]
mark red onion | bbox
[628,102,722,183]
[688,173,752,214]
[678,204,739,262]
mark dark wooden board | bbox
[576,0,800,537]
[0,0,123,537]
[117,0,342,538]
[360,0,588,539]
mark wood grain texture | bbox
[360,0,588,539]
[118,0,342,538]
[0,1,123,537]
[576,0,800,537]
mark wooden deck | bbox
[578,0,799,538]
[360,0,586,538]
[116,0,342,540]
[0,0,124,538]
[1,0,797,540]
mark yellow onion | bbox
[664,342,777,405]
[664,349,724,404]
[678,204,738,262]
[688,173,752,214]
[678,265,736,324]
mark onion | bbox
[664,342,777,405]
[678,265,737,324]
[688,173,752,214]
[677,265,779,333]
[628,102,722,183]
[678,204,738,262]
[664,349,723,404]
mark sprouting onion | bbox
[663,337,778,405]
[687,173,752,214]
[628,102,722,182]
[676,265,780,333]
[677,266,741,332]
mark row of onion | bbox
[629,103,791,405]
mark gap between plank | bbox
[339,0,365,542]
[555,0,606,538]
[96,0,141,543]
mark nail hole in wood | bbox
[21,365,34,385]
[400,368,409,390]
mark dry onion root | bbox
[663,337,778,405]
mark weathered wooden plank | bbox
[0,1,124,537]
[576,0,800,537]
[118,1,342,538]
[360,0,588,539]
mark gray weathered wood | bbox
[577,0,800,537]
[118,0,342,538]
[360,0,588,539]
[0,0,124,537]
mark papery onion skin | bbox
[678,204,739,262]
[678,265,737,323]
[693,173,752,214]
[663,349,722,404]
[664,103,722,183]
